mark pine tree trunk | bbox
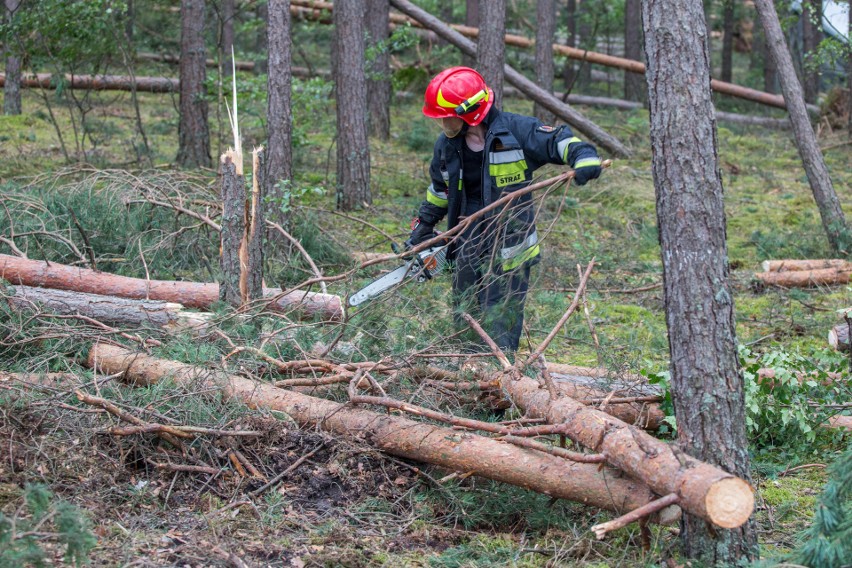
[754,0,850,253]
[623,0,645,102]
[255,1,269,73]
[366,0,391,139]
[477,0,506,108]
[463,0,478,68]
[3,0,21,115]
[642,0,757,562]
[533,0,556,123]
[246,149,265,301]
[219,155,245,306]
[721,0,735,83]
[177,0,211,168]
[334,0,371,211]
[563,0,578,91]
[221,0,235,78]
[801,0,822,105]
[576,1,592,91]
[266,0,293,227]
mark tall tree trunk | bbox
[623,0,644,102]
[177,0,211,168]
[848,3,851,139]
[255,1,269,73]
[477,0,505,108]
[366,0,391,139]
[721,0,734,82]
[464,0,479,68]
[754,0,850,253]
[334,0,371,211]
[801,0,822,104]
[752,15,778,93]
[266,0,293,227]
[125,0,135,43]
[642,0,757,563]
[576,0,592,91]
[221,0,235,78]
[534,0,556,123]
[563,0,578,91]
[3,0,21,115]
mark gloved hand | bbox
[404,218,437,250]
[573,157,603,186]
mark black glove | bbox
[573,157,603,186]
[404,218,436,250]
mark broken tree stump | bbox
[246,148,266,301]
[0,254,344,321]
[85,344,680,522]
[3,285,212,332]
[220,152,245,307]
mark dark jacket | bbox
[415,107,600,269]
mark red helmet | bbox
[422,67,494,126]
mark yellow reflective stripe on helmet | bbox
[557,136,582,163]
[426,184,449,207]
[574,157,602,169]
[436,89,458,109]
[502,244,540,271]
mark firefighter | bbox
[405,66,602,353]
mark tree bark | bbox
[366,0,391,140]
[3,0,22,115]
[761,259,851,272]
[623,0,645,102]
[246,148,266,301]
[255,1,269,73]
[801,0,822,105]
[463,0,478,68]
[4,285,211,331]
[754,0,849,254]
[177,0,212,168]
[390,0,631,158]
[0,73,179,92]
[642,0,757,562]
[755,266,852,288]
[721,0,735,83]
[477,0,505,108]
[0,254,344,321]
[266,0,293,227]
[86,344,681,522]
[219,153,245,306]
[754,16,779,93]
[220,0,236,80]
[563,0,578,91]
[575,0,592,91]
[334,0,372,210]
[534,0,557,123]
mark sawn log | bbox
[754,266,852,288]
[85,344,680,522]
[499,372,754,528]
[0,254,343,322]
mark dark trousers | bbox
[452,202,531,353]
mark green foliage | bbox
[0,484,96,567]
[0,0,126,72]
[740,345,849,449]
[365,24,418,81]
[793,448,852,568]
[291,77,334,148]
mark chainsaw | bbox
[348,243,448,308]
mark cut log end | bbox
[704,477,754,529]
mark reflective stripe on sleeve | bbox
[426,183,449,207]
[500,230,540,270]
[574,157,602,169]
[557,136,582,163]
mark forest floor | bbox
[1,71,851,568]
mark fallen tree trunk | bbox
[0,255,344,322]
[754,267,852,288]
[761,259,852,272]
[0,73,178,93]
[389,0,631,158]
[85,344,680,521]
[499,371,753,528]
[3,285,212,332]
